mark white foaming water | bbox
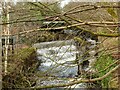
[37,45,76,54]
[34,39,97,88]
[36,40,79,77]
[34,39,97,76]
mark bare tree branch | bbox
[31,65,119,89]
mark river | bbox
[33,38,98,89]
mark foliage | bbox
[107,8,117,20]
[94,55,117,88]
[1,2,120,89]
[2,47,39,88]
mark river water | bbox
[33,38,98,89]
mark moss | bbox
[16,47,35,59]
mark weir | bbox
[33,37,98,88]
[33,21,99,88]
[33,40,79,77]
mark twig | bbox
[30,65,119,89]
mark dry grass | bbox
[98,37,118,55]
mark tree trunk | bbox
[4,3,10,75]
[0,3,2,90]
[118,2,120,90]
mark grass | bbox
[94,54,117,88]
[2,47,39,88]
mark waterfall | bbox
[33,37,98,88]
[34,40,79,77]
